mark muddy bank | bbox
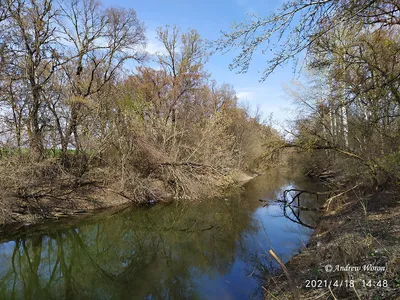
[265,188,400,299]
[0,169,258,231]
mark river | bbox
[0,168,324,299]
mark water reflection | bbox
[0,169,324,299]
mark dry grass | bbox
[263,188,400,300]
[0,152,247,227]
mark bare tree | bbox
[156,26,208,125]
[56,0,146,160]
[1,0,59,160]
[0,0,14,22]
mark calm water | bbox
[0,169,323,299]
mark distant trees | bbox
[102,26,274,198]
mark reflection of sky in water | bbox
[0,241,16,277]
[193,179,318,299]
[194,258,260,299]
[0,170,323,299]
[253,203,312,262]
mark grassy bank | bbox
[263,186,400,299]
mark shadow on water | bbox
[0,168,325,299]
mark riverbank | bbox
[264,187,400,299]
[0,165,258,230]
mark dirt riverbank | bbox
[264,188,400,299]
[0,169,258,233]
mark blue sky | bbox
[103,0,299,126]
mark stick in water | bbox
[269,249,299,299]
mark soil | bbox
[0,186,139,236]
[264,189,400,299]
[0,170,257,235]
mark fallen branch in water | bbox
[282,189,321,205]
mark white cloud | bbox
[236,91,254,101]
[146,40,167,55]
[234,84,295,128]
[144,29,168,56]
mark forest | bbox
[0,0,279,225]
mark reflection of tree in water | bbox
[0,194,258,299]
[279,174,327,229]
[0,169,324,299]
[237,170,326,284]
[251,169,326,230]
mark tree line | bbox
[0,0,277,206]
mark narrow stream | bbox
[0,169,324,299]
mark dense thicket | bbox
[0,0,277,208]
